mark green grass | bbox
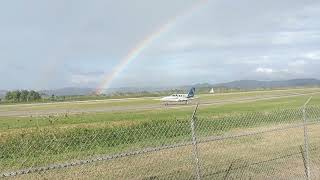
[1,92,320,133]
[0,106,313,172]
[1,88,320,173]
[1,87,319,112]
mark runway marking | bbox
[1,88,319,108]
[0,91,319,117]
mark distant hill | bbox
[23,78,320,97]
[212,79,320,89]
[40,87,96,96]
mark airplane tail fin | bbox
[187,87,196,98]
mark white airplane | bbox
[160,88,196,105]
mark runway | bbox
[0,90,318,117]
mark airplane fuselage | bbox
[160,94,192,103]
[160,88,196,105]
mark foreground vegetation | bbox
[1,89,320,173]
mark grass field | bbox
[1,88,320,131]
[1,87,320,179]
[0,87,319,114]
[13,124,320,180]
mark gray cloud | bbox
[0,0,320,89]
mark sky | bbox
[1,0,320,90]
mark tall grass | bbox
[0,119,191,171]
[1,106,315,172]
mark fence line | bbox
[203,145,320,178]
[190,103,201,180]
[199,120,320,143]
[2,99,320,179]
[2,113,320,178]
[0,141,194,178]
[303,96,312,180]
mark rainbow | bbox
[95,0,208,94]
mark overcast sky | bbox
[1,0,320,90]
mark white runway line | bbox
[1,90,319,117]
[1,88,319,108]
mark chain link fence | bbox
[1,97,320,179]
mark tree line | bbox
[5,90,42,102]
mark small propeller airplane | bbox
[160,87,196,105]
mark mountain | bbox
[211,79,320,89]
[40,87,96,96]
[39,86,176,96]
[25,78,320,97]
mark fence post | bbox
[303,97,312,180]
[190,103,201,180]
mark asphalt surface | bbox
[0,91,319,117]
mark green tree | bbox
[11,90,21,102]
[51,94,55,101]
[27,90,41,101]
[5,90,41,103]
[20,90,29,102]
[34,91,41,101]
[5,91,13,101]
[27,90,34,101]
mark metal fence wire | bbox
[1,97,320,179]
